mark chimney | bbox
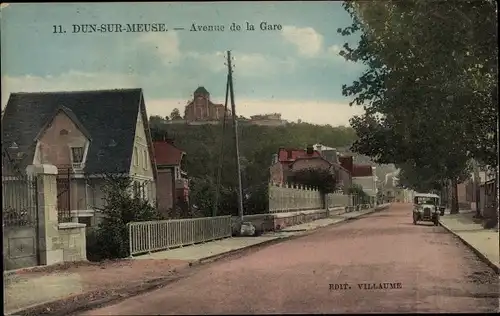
[271,153,278,165]
[162,133,175,145]
[306,145,314,155]
[287,149,293,160]
[339,155,354,174]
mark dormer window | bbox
[60,129,69,136]
[71,147,84,164]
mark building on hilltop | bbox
[249,113,286,126]
[184,86,230,122]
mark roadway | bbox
[80,203,499,314]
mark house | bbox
[339,154,377,199]
[153,138,189,216]
[248,113,286,126]
[269,147,319,184]
[1,89,157,226]
[314,146,351,189]
[184,86,230,122]
[269,146,351,190]
[352,164,377,197]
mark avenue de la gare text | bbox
[60,21,282,34]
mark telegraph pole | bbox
[227,50,245,223]
[213,72,230,217]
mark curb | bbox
[439,219,499,275]
[8,204,391,316]
[6,272,190,316]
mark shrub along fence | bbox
[128,215,231,256]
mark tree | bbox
[289,167,338,194]
[337,0,497,213]
[346,183,370,205]
[170,108,182,120]
[148,117,363,218]
[86,175,163,261]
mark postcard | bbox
[1,2,498,315]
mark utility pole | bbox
[227,50,244,223]
[213,72,230,217]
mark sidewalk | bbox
[133,204,390,261]
[4,204,390,315]
[439,210,499,273]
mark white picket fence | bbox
[268,183,323,213]
[128,216,232,256]
[325,192,350,208]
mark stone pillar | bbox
[26,164,64,265]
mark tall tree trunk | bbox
[472,159,482,218]
[450,178,459,214]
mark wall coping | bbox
[58,222,86,229]
[71,209,95,217]
[26,164,58,176]
[269,208,328,218]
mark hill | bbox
[149,118,357,188]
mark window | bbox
[71,147,84,163]
[133,147,139,166]
[143,149,149,170]
[133,181,140,198]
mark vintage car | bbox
[412,193,444,226]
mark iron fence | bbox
[2,175,38,227]
[128,215,232,256]
[56,172,72,223]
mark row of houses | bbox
[269,143,377,199]
[2,89,189,227]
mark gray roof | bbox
[1,89,152,175]
[194,86,209,96]
[321,149,338,164]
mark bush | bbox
[346,184,371,205]
[289,167,338,194]
[189,176,269,217]
[243,182,269,215]
[86,175,164,261]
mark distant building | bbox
[270,145,351,190]
[153,139,189,217]
[249,113,286,126]
[184,87,230,122]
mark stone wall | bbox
[26,164,87,269]
[58,222,87,262]
[232,208,336,234]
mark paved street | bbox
[81,203,499,315]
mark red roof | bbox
[153,141,184,166]
[352,164,373,177]
[291,156,330,166]
[278,148,321,163]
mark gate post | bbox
[26,164,64,266]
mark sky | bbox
[1,2,367,126]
